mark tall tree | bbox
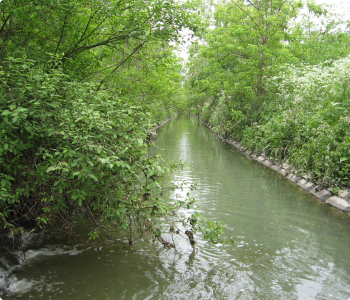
[287,1,350,65]
[0,0,210,249]
[185,0,303,137]
[0,0,200,82]
[203,0,302,97]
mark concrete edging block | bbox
[287,174,302,183]
[250,153,257,160]
[297,179,316,191]
[339,190,349,202]
[277,168,288,176]
[237,145,245,151]
[271,164,282,172]
[282,163,291,170]
[309,186,319,196]
[326,196,350,211]
[262,159,273,167]
[256,156,265,163]
[310,188,332,201]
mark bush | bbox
[241,56,350,188]
[0,57,187,243]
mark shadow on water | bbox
[3,114,350,300]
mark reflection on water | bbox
[3,114,350,299]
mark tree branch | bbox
[0,14,11,37]
[96,40,147,91]
[230,0,260,28]
[55,11,69,54]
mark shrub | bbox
[0,57,192,243]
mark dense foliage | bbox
[3,0,350,251]
[0,0,216,247]
[185,0,350,189]
[242,57,350,187]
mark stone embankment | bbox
[197,117,350,212]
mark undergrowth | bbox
[196,56,350,188]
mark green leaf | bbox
[46,166,56,173]
[88,174,98,182]
[2,110,11,116]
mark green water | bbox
[3,115,350,299]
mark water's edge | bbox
[0,114,178,295]
[3,114,350,299]
[194,115,350,213]
[150,114,177,133]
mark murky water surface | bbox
[2,115,350,299]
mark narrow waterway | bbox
[3,114,350,299]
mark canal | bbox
[2,114,350,299]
